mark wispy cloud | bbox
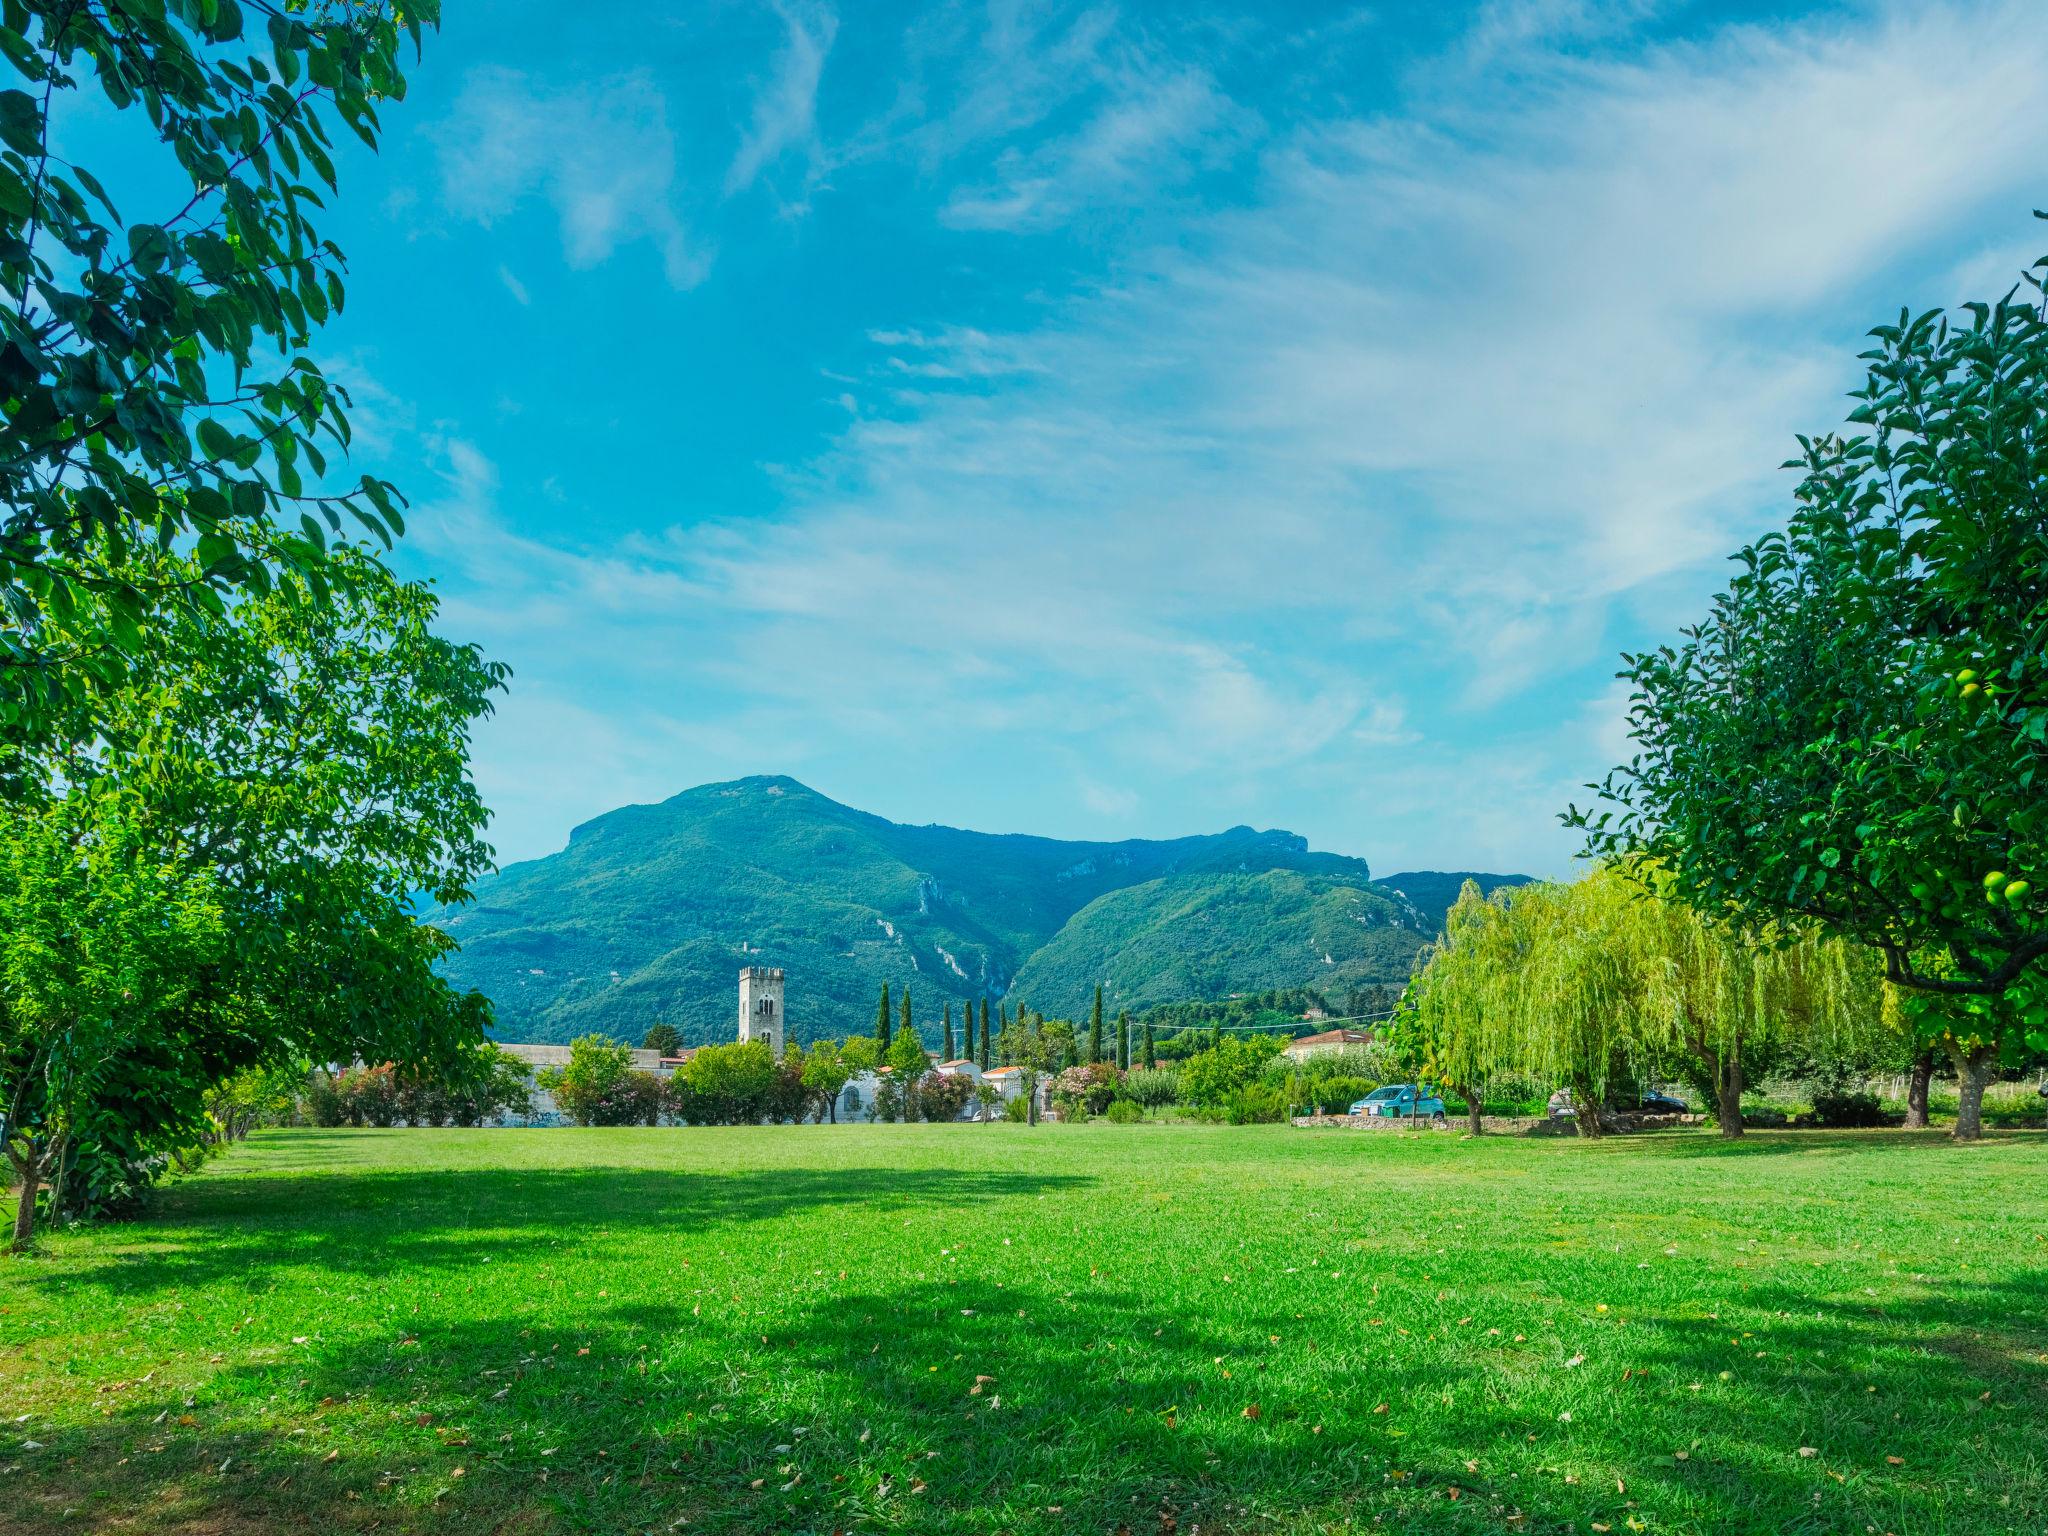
[432,66,708,288]
[401,0,2048,877]
[940,59,1239,230]
[726,1,839,200]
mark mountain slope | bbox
[1006,870,1428,1020]
[436,775,1442,1045]
[1374,870,1537,937]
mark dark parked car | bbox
[1637,1090,1690,1115]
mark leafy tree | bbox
[942,1001,955,1062]
[642,1023,682,1057]
[535,1036,648,1128]
[898,985,912,1046]
[1005,1016,1058,1126]
[1886,960,2044,1140]
[676,1040,780,1125]
[444,1045,535,1127]
[0,789,224,1245]
[0,0,437,735]
[2,543,499,1203]
[885,1016,928,1078]
[838,1034,879,1074]
[979,998,991,1069]
[1116,1008,1131,1070]
[1141,1016,1156,1068]
[1400,872,1883,1139]
[202,1062,302,1148]
[1174,1036,1279,1110]
[911,1069,973,1123]
[799,1039,853,1123]
[1572,246,2048,1025]
[1087,984,1104,1064]
[1122,1066,1176,1108]
[973,1079,1003,1122]
[876,983,891,1048]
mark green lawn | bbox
[5,1125,2046,1535]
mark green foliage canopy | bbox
[0,0,436,731]
[1572,246,2048,1012]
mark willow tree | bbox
[1403,870,1884,1139]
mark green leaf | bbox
[127,223,172,275]
[0,87,40,157]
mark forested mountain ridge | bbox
[433,776,1526,1044]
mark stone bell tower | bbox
[738,966,785,1057]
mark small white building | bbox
[1280,1028,1374,1063]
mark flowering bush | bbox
[912,1071,975,1122]
[1052,1062,1122,1117]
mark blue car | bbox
[1349,1084,1448,1124]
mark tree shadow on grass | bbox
[1620,1127,2048,1158]
[27,1165,1095,1302]
[14,1235,2048,1533]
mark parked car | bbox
[1350,1084,1447,1124]
[1549,1087,1689,1118]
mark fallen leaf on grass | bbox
[1797,1447,1818,1458]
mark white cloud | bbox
[432,66,708,288]
[497,264,531,305]
[411,1,2048,878]
[940,60,1238,230]
[726,1,839,198]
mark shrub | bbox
[1002,1094,1031,1122]
[1122,1067,1178,1107]
[1808,1085,1889,1128]
[1052,1062,1122,1117]
[1104,1098,1144,1124]
[1176,1037,1280,1107]
[676,1040,780,1125]
[303,1072,348,1128]
[912,1071,975,1122]
[1226,1084,1290,1124]
[1294,1075,1372,1115]
[350,1063,401,1127]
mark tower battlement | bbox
[738,966,786,1057]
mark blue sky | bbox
[242,0,2048,876]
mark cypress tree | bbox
[943,1002,955,1061]
[1142,1016,1156,1068]
[979,998,992,1069]
[1087,984,1105,1064]
[1117,1008,1131,1070]
[877,983,892,1048]
[900,987,913,1046]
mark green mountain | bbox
[1007,869,1425,1019]
[1372,870,1535,938]
[433,775,1525,1045]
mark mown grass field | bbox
[5,1124,2046,1535]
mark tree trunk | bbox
[1464,1086,1483,1136]
[11,1153,38,1252]
[1570,1078,1602,1140]
[1714,1057,1745,1139]
[1903,1053,1933,1129]
[1950,1044,1996,1143]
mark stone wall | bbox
[1291,1112,1703,1136]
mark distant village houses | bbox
[493,968,1035,1125]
